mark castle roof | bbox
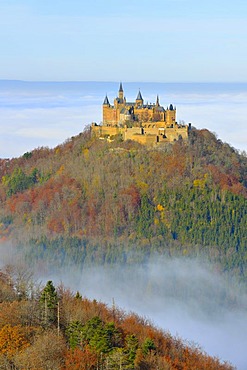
[120,108,131,115]
[136,90,143,101]
[103,95,110,105]
[155,106,165,112]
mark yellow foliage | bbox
[193,173,208,189]
[57,165,65,175]
[55,147,61,155]
[156,204,165,212]
[1,176,7,185]
[154,218,160,225]
[23,214,33,224]
[83,148,89,159]
[129,232,137,241]
[136,181,148,194]
[92,175,101,189]
[193,178,205,189]
[27,217,32,224]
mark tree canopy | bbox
[0,128,246,282]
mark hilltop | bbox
[0,127,246,283]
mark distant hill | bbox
[0,127,247,282]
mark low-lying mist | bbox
[59,259,246,369]
[1,243,246,369]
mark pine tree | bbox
[39,280,58,327]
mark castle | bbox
[91,83,189,145]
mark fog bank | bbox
[1,244,246,369]
[49,257,246,369]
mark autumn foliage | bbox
[0,324,30,359]
[0,128,247,281]
[0,267,234,369]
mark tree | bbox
[66,321,84,350]
[125,334,139,367]
[106,348,130,370]
[2,168,36,197]
[3,264,38,301]
[142,338,156,356]
[14,330,66,370]
[0,270,16,302]
[40,280,58,326]
[64,346,98,370]
[82,316,115,354]
[0,324,30,361]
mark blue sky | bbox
[1,0,247,82]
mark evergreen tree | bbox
[39,280,58,327]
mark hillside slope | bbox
[0,268,235,369]
[0,127,247,281]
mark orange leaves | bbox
[206,164,246,196]
[5,174,84,236]
[120,184,141,211]
[64,346,98,370]
[0,324,30,359]
[47,217,65,234]
[0,302,20,327]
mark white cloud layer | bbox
[0,81,246,158]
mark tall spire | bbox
[118,82,124,101]
[136,90,143,101]
[156,95,160,106]
[103,95,109,105]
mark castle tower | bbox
[102,95,112,125]
[136,90,143,107]
[118,82,124,102]
[156,95,160,107]
[166,104,176,126]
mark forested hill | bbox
[0,128,247,281]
